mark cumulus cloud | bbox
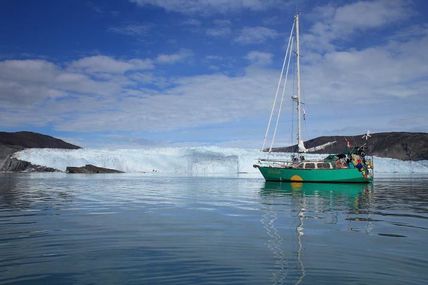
[246,51,273,65]
[69,55,154,74]
[52,68,277,132]
[0,52,184,110]
[109,23,152,36]
[156,49,193,64]
[206,27,232,37]
[235,26,279,44]
[1,0,427,137]
[304,0,413,52]
[298,1,427,106]
[0,59,120,106]
[206,19,232,37]
[0,53,277,132]
[0,59,58,83]
[332,0,411,31]
[302,44,428,105]
[181,19,202,26]
[130,0,285,14]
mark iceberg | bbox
[14,147,428,177]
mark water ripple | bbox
[0,174,427,284]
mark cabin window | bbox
[304,163,315,169]
[317,163,331,169]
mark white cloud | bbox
[1,4,427,137]
[69,55,154,74]
[246,51,273,65]
[332,0,411,31]
[302,46,427,107]
[304,0,412,52]
[0,52,186,109]
[130,0,284,14]
[0,59,119,105]
[388,23,428,41]
[206,27,232,37]
[0,54,279,132]
[0,59,58,83]
[297,1,427,107]
[181,19,202,26]
[206,19,232,37]
[235,26,279,44]
[156,49,192,64]
[2,31,427,134]
[52,68,277,132]
[109,23,151,36]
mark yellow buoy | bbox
[290,175,303,182]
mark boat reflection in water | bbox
[263,181,372,200]
[259,182,373,285]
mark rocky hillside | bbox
[0,131,80,149]
[0,131,80,171]
[270,132,428,161]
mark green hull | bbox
[257,166,372,183]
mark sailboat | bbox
[253,14,373,183]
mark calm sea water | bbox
[0,173,427,285]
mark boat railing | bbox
[258,158,294,163]
[256,158,293,168]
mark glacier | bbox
[14,147,428,177]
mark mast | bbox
[295,14,306,153]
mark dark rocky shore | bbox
[0,131,80,172]
[271,132,428,161]
[66,164,124,174]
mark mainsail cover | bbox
[304,141,336,153]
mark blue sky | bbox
[0,0,427,148]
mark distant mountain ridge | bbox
[0,131,80,149]
[270,132,428,161]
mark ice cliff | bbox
[14,147,428,177]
